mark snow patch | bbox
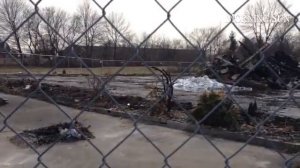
[174,76,252,92]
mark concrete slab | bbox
[0,93,288,168]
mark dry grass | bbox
[0,66,181,76]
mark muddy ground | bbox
[0,74,300,147]
[1,74,299,119]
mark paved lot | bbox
[0,93,288,168]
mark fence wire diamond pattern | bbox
[0,0,299,167]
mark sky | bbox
[33,0,300,39]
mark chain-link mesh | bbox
[0,0,299,167]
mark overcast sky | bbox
[35,0,300,39]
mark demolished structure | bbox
[207,40,300,90]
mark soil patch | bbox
[1,77,300,149]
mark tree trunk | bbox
[113,43,117,66]
[14,32,23,64]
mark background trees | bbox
[241,0,290,46]
[104,12,133,59]
[76,0,104,60]
[229,31,238,53]
[189,26,225,59]
[0,0,26,62]
[0,0,298,64]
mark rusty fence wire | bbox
[0,0,299,167]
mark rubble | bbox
[0,77,195,121]
[0,97,8,106]
[1,75,299,144]
[10,121,94,148]
[209,50,300,90]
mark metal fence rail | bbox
[0,0,299,167]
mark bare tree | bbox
[241,0,290,46]
[139,32,150,47]
[147,35,160,48]
[147,35,172,49]
[0,0,27,62]
[76,0,104,64]
[189,26,224,57]
[149,36,174,62]
[156,36,172,49]
[41,7,69,65]
[272,17,295,54]
[104,12,133,59]
[293,32,300,60]
[43,7,68,53]
[22,10,44,66]
[65,15,81,44]
[171,38,184,49]
[139,32,151,59]
[229,31,238,53]
[22,9,42,54]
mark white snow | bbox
[24,85,31,90]
[174,76,252,92]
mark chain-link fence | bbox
[0,0,300,167]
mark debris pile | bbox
[0,77,193,121]
[209,50,300,90]
[10,122,94,147]
[0,97,8,106]
[0,78,150,110]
